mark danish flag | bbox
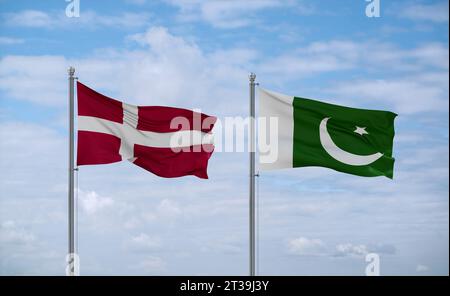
[76,82,216,179]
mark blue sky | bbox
[0,0,448,275]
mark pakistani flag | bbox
[259,88,397,179]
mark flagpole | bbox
[68,66,76,276]
[249,73,256,276]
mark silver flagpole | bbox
[68,66,76,276]
[249,73,256,276]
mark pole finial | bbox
[68,66,75,77]
[249,72,256,82]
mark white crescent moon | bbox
[319,117,383,166]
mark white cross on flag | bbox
[76,82,216,179]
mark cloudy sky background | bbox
[0,0,448,275]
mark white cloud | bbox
[260,52,350,76]
[335,243,369,257]
[409,43,449,69]
[0,55,68,106]
[3,10,151,29]
[128,26,201,55]
[258,40,449,114]
[200,235,243,254]
[400,2,449,23]
[0,220,58,275]
[0,121,66,195]
[0,26,252,114]
[287,238,397,258]
[5,10,52,28]
[199,0,282,28]
[369,243,397,255]
[1,31,447,117]
[259,41,449,78]
[0,220,35,245]
[78,189,114,215]
[156,199,182,218]
[416,264,430,272]
[0,36,25,45]
[330,72,449,114]
[259,40,360,76]
[139,198,183,223]
[164,0,294,28]
[135,256,166,272]
[334,243,396,257]
[287,237,326,256]
[128,233,162,250]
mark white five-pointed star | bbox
[354,126,369,136]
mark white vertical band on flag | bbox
[259,88,294,170]
[122,103,139,161]
[123,103,138,128]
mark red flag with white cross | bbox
[76,82,216,179]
